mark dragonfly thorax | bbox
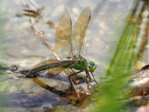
[71,58,96,72]
[71,57,87,71]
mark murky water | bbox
[0,0,148,112]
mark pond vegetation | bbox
[0,0,148,112]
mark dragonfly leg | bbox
[85,70,91,81]
[85,70,95,89]
[68,71,83,89]
[90,72,97,84]
[68,71,82,101]
[70,68,77,77]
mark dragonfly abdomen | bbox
[28,60,78,75]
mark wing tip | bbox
[84,7,91,13]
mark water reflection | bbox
[0,0,148,112]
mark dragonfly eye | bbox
[87,61,97,72]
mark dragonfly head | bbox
[87,61,97,72]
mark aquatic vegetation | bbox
[93,0,149,111]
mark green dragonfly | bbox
[26,7,97,87]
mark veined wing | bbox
[72,7,91,57]
[29,60,78,75]
[55,13,73,58]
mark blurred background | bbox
[0,0,148,112]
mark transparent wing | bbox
[72,7,91,57]
[55,13,73,58]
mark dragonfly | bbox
[26,7,97,89]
